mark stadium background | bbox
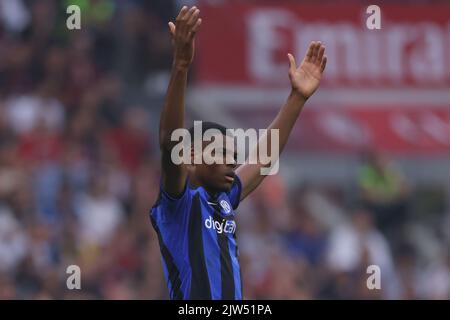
[0,0,449,299]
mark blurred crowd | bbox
[0,0,449,299]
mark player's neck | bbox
[188,175,219,199]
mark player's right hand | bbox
[168,6,202,70]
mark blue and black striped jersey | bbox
[150,176,243,300]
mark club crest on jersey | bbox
[220,200,231,213]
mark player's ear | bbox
[190,145,194,162]
[168,22,176,39]
[190,144,198,166]
[190,142,205,165]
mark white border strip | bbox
[190,86,450,109]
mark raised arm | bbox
[159,6,202,197]
[237,41,327,200]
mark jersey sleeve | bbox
[152,178,192,223]
[227,174,243,210]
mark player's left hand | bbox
[288,41,327,100]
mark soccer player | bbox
[150,6,327,300]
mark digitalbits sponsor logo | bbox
[204,216,236,234]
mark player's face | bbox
[195,135,237,193]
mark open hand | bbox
[288,41,327,100]
[168,6,202,70]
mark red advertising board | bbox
[196,3,450,88]
[230,106,450,155]
[195,2,450,154]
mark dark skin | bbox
[188,137,237,195]
[160,6,327,198]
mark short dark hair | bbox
[188,121,229,142]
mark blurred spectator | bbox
[0,0,30,34]
[5,84,65,135]
[358,151,410,241]
[75,174,124,248]
[0,206,28,273]
[418,252,450,299]
[103,106,152,173]
[281,197,327,266]
[326,209,398,299]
